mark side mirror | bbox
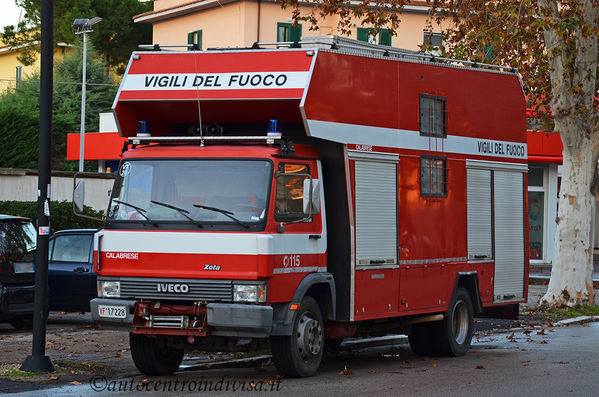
[73,179,85,214]
[73,174,104,221]
[303,178,321,215]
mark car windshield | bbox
[107,159,272,226]
[0,220,36,262]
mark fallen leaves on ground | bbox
[340,365,353,375]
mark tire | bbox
[130,333,184,376]
[324,338,343,355]
[271,296,324,377]
[9,315,33,331]
[408,322,436,356]
[433,287,474,357]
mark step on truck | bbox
[75,35,529,377]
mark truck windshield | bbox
[107,159,272,228]
[0,220,36,262]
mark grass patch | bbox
[53,359,105,374]
[0,364,44,378]
[522,305,599,322]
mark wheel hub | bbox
[296,313,323,359]
[452,300,469,344]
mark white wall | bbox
[0,168,114,212]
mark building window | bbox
[357,28,392,46]
[277,22,302,42]
[423,31,443,48]
[275,163,310,221]
[187,30,202,50]
[420,155,447,197]
[419,94,447,137]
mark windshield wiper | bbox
[151,200,203,228]
[193,204,250,229]
[113,200,158,227]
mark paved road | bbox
[7,320,598,397]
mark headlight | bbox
[233,284,266,303]
[98,280,120,298]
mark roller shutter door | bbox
[467,168,493,261]
[493,170,525,302]
[354,161,397,267]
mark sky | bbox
[0,1,24,31]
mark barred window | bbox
[420,155,447,197]
[420,94,447,137]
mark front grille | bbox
[113,277,233,302]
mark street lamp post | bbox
[72,17,102,172]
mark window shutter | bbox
[379,29,391,46]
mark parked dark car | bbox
[48,229,97,312]
[0,215,36,329]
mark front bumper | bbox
[90,298,273,338]
[0,283,35,320]
[207,303,273,338]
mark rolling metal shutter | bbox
[493,170,525,302]
[354,160,398,267]
[467,168,493,261]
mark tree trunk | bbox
[541,129,597,307]
[538,0,597,307]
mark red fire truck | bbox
[76,36,529,377]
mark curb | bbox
[556,315,599,326]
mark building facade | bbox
[134,0,447,51]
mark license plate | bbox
[98,305,127,319]
[13,262,34,273]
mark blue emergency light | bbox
[137,120,151,136]
[267,119,280,136]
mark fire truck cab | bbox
[77,36,529,377]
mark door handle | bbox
[74,267,89,273]
[309,234,321,240]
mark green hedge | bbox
[0,200,103,234]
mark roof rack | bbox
[137,35,518,75]
[128,134,282,146]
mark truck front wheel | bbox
[271,296,324,377]
[130,333,184,376]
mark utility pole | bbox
[72,17,102,172]
[20,0,55,373]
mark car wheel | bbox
[130,333,184,376]
[9,315,33,330]
[271,296,324,377]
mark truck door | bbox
[350,150,399,320]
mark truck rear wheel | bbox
[271,296,324,377]
[434,287,473,356]
[130,333,183,376]
[408,322,435,356]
